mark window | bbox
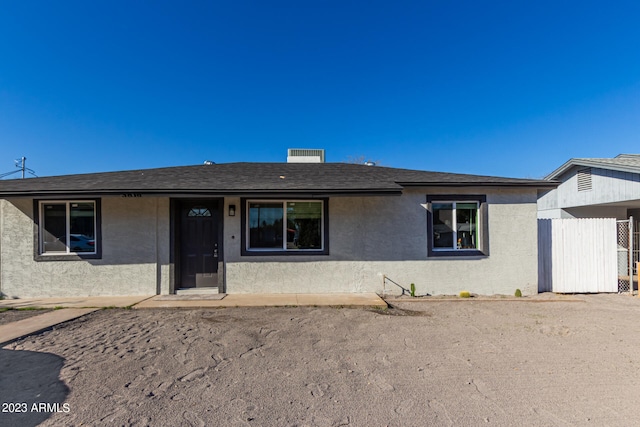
[427,195,488,257]
[38,200,100,257]
[188,206,212,217]
[243,199,328,255]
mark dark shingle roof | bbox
[0,162,556,197]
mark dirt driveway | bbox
[2,294,640,426]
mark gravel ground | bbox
[2,294,640,426]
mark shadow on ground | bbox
[0,348,68,426]
[369,303,432,316]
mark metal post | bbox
[21,157,26,179]
[629,216,634,296]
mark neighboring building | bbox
[0,151,555,298]
[538,154,640,221]
[538,154,640,292]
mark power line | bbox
[0,157,38,179]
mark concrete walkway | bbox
[0,296,152,345]
[0,308,99,345]
[0,293,386,344]
[0,295,154,309]
[134,293,387,308]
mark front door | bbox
[180,201,220,288]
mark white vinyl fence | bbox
[538,218,618,293]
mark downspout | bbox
[155,197,161,295]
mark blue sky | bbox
[1,1,639,179]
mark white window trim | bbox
[39,200,97,255]
[432,200,480,251]
[246,199,325,252]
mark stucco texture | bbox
[0,197,170,298]
[2,188,538,298]
[224,188,539,296]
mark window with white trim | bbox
[39,201,97,255]
[427,195,488,257]
[245,200,326,253]
[432,201,479,250]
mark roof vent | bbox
[577,168,592,191]
[287,148,325,163]
[203,160,215,165]
[364,161,376,166]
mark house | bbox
[538,154,640,221]
[537,154,640,292]
[0,150,556,298]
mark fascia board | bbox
[545,159,640,180]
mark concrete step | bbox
[175,287,219,295]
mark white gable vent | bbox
[577,168,592,191]
[287,148,325,163]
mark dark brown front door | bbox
[180,201,220,288]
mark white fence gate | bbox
[538,218,618,293]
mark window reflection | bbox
[286,202,322,249]
[432,202,478,250]
[70,203,95,252]
[41,201,96,254]
[433,203,453,248]
[248,201,323,251]
[43,204,67,252]
[456,203,477,249]
[249,203,283,248]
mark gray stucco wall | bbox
[1,188,539,298]
[224,187,539,296]
[0,197,170,298]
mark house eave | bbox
[545,159,640,180]
[398,181,559,189]
[0,188,404,199]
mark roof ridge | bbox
[615,154,640,159]
[545,156,640,180]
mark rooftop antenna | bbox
[0,157,38,179]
